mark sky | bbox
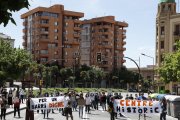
[0,0,163,68]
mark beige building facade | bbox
[0,33,15,47]
[156,0,180,93]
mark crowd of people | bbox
[0,87,26,120]
[0,87,168,120]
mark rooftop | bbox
[159,0,175,3]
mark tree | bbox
[158,41,180,83]
[0,0,30,26]
[0,40,32,86]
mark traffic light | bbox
[40,80,43,86]
[97,53,102,62]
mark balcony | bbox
[103,25,111,29]
[22,42,27,47]
[122,47,126,51]
[122,59,126,63]
[74,33,80,38]
[74,27,81,31]
[40,31,49,34]
[122,41,126,45]
[74,20,81,24]
[122,35,126,39]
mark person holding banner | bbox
[160,97,167,120]
[108,97,115,120]
[25,95,34,120]
[138,93,147,120]
[64,94,73,120]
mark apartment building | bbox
[156,0,180,93]
[81,16,128,71]
[0,33,15,47]
[21,5,84,67]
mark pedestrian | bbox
[85,94,91,113]
[0,95,7,120]
[101,92,107,111]
[25,95,34,120]
[108,97,115,120]
[77,93,85,118]
[94,93,99,110]
[19,89,25,103]
[8,88,13,108]
[13,96,21,118]
[64,94,73,120]
[160,97,167,120]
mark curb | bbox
[6,107,27,115]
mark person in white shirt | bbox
[85,94,91,113]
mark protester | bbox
[128,94,134,100]
[160,97,167,120]
[77,93,85,118]
[101,92,107,111]
[85,94,91,113]
[25,95,34,120]
[108,97,115,120]
[64,94,73,120]
[13,96,21,118]
[19,89,25,103]
[43,92,49,118]
[8,88,13,108]
[0,95,7,120]
[94,93,99,110]
[138,93,147,120]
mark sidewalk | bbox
[5,102,27,115]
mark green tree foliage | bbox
[158,41,180,83]
[0,40,31,85]
[0,0,30,26]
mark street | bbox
[4,105,178,120]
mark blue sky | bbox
[0,0,162,68]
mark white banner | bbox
[30,96,64,110]
[114,99,161,114]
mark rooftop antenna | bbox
[178,0,179,12]
[50,0,52,7]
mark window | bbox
[161,41,164,49]
[160,54,164,63]
[54,36,58,40]
[40,58,48,62]
[54,29,58,33]
[40,50,48,54]
[174,25,180,35]
[161,26,165,35]
[40,19,49,24]
[54,22,58,26]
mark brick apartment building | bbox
[21,5,84,67]
[81,16,128,71]
[21,5,128,72]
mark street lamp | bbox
[141,53,155,91]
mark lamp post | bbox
[141,53,155,91]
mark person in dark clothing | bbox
[25,95,34,120]
[108,97,115,120]
[94,93,99,110]
[114,93,123,118]
[0,95,7,120]
[8,89,13,108]
[101,92,106,111]
[13,96,21,118]
[160,97,167,120]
